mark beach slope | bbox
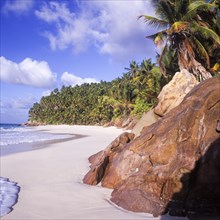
[0,125,165,220]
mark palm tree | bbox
[140,59,155,74]
[139,0,220,81]
[124,60,139,78]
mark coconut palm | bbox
[124,60,139,78]
[140,0,220,81]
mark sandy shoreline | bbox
[0,125,185,219]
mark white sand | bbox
[0,125,186,220]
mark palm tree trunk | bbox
[177,39,212,81]
[191,59,212,81]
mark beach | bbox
[0,125,185,220]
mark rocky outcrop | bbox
[132,69,198,138]
[83,76,220,217]
[23,121,46,126]
[104,117,137,130]
[131,109,160,138]
[154,69,198,117]
[83,132,135,186]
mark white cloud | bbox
[35,1,88,53]
[35,0,156,61]
[0,94,40,123]
[0,98,33,124]
[0,107,29,124]
[2,0,34,14]
[35,1,74,23]
[0,100,10,109]
[61,72,98,87]
[11,96,36,109]
[0,95,37,112]
[0,56,56,88]
[42,90,52,97]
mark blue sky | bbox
[0,0,156,124]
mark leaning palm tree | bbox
[140,0,220,81]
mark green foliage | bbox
[131,98,151,118]
[29,59,167,125]
[140,0,220,80]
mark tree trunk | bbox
[177,39,212,81]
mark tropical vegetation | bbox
[29,60,166,125]
[139,0,220,81]
[29,0,220,126]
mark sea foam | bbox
[0,177,20,217]
[0,124,72,146]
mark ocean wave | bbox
[0,124,72,146]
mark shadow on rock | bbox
[162,138,220,220]
[83,76,220,219]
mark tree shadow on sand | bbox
[161,137,220,220]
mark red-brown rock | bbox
[110,76,220,217]
[83,76,220,217]
[83,132,135,186]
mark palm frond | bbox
[190,36,210,68]
[210,61,220,73]
[167,21,189,34]
[146,31,168,47]
[146,30,167,38]
[154,32,168,48]
[138,15,169,30]
[156,0,175,23]
[146,32,160,40]
[188,0,216,11]
[184,1,217,20]
[190,22,220,47]
[174,0,182,14]
[174,0,189,18]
